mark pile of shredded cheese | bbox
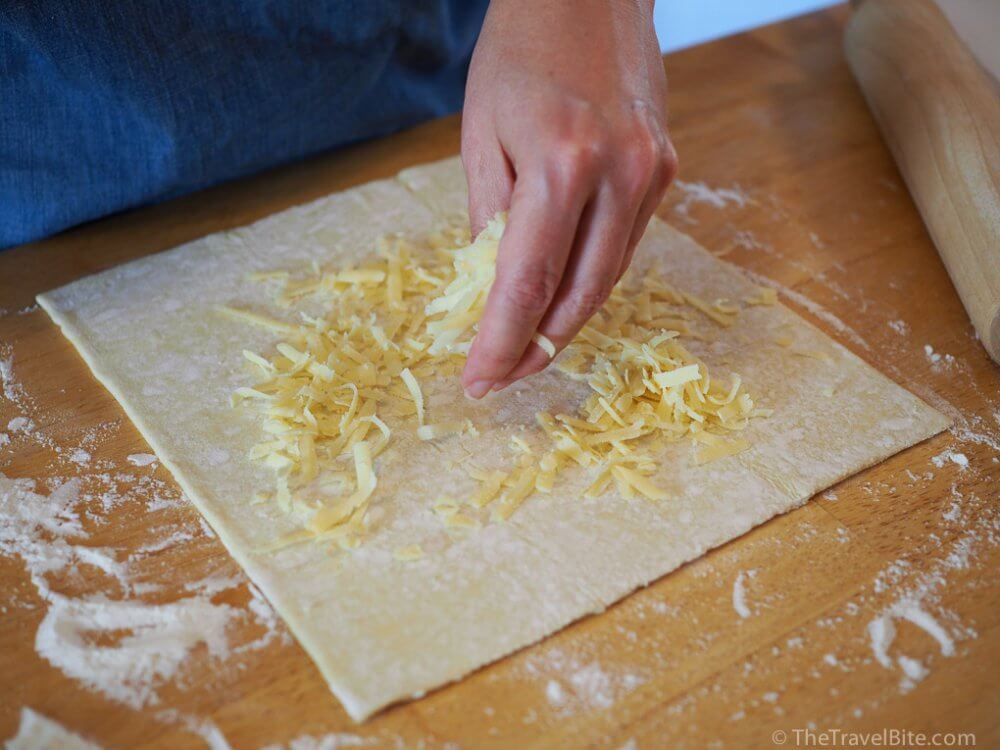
[223,215,768,551]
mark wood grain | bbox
[846,0,1000,363]
[1,6,997,748]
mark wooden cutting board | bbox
[0,6,996,748]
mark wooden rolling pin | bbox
[845,0,1000,364]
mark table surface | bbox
[1,6,997,749]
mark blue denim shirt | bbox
[0,1,488,248]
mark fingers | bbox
[618,131,678,281]
[497,183,636,385]
[459,103,678,398]
[498,130,670,386]
[461,161,592,397]
[462,134,515,237]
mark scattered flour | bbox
[68,448,92,466]
[865,542,975,691]
[866,614,896,669]
[0,476,131,594]
[7,416,33,433]
[732,229,769,252]
[671,179,748,223]
[887,319,909,336]
[569,663,616,709]
[0,472,278,713]
[127,453,159,467]
[923,344,957,371]
[942,487,963,523]
[0,350,33,410]
[262,734,373,750]
[545,679,567,707]
[133,529,196,555]
[35,595,235,709]
[155,710,231,750]
[4,707,101,750]
[896,655,929,687]
[733,569,756,619]
[522,648,645,713]
[930,450,969,469]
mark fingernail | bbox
[464,380,493,399]
[492,379,513,392]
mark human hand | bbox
[459,0,677,399]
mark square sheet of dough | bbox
[38,157,949,720]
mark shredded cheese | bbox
[399,368,424,425]
[227,214,764,552]
[745,286,778,306]
[532,332,557,358]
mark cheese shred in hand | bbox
[226,214,764,551]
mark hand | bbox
[459,0,677,399]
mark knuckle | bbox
[504,268,561,316]
[566,282,612,320]
[542,141,601,195]
[627,104,678,186]
[659,138,679,184]
[540,107,608,195]
[620,138,658,199]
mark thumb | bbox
[461,138,514,236]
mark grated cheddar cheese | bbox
[226,215,766,551]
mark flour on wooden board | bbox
[670,179,749,223]
[733,569,757,619]
[888,319,909,336]
[0,470,282,744]
[0,345,287,744]
[154,710,232,750]
[4,707,101,750]
[931,450,969,470]
[262,733,375,750]
[519,645,647,717]
[863,491,990,694]
[660,474,994,728]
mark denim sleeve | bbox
[0,0,487,248]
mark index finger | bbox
[461,166,590,398]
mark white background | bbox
[653,0,840,52]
